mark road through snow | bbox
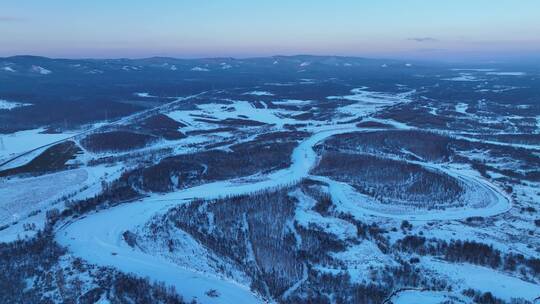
[0,92,205,170]
[311,161,512,221]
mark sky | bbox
[1,0,539,61]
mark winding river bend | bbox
[56,126,511,304]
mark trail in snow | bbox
[310,153,512,221]
[312,171,510,221]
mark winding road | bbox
[311,158,512,221]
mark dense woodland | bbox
[150,185,460,303]
[124,132,306,192]
[0,141,81,177]
[81,131,158,152]
[313,151,464,209]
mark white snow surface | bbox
[0,165,122,242]
[0,169,88,222]
[451,68,496,72]
[328,87,415,118]
[486,72,526,76]
[424,258,540,301]
[0,128,76,164]
[242,91,274,96]
[220,63,232,69]
[1,66,15,72]
[272,99,313,106]
[31,65,52,75]
[191,66,210,72]
[0,146,47,171]
[56,126,362,303]
[134,92,157,98]
[455,102,469,114]
[391,290,469,304]
[443,73,483,82]
[58,203,262,304]
[135,218,254,297]
[0,99,32,110]
[167,99,302,130]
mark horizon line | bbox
[2,53,539,65]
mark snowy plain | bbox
[1,79,537,302]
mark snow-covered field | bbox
[0,128,76,164]
[391,290,468,304]
[243,90,274,96]
[455,102,469,114]
[0,99,32,110]
[486,71,526,76]
[0,165,122,242]
[443,73,484,82]
[3,80,536,302]
[0,169,88,222]
[134,92,157,98]
[328,87,415,118]
[31,65,52,75]
[2,54,540,303]
[191,66,210,72]
[166,99,303,130]
[423,258,540,301]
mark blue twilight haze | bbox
[1,0,539,61]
